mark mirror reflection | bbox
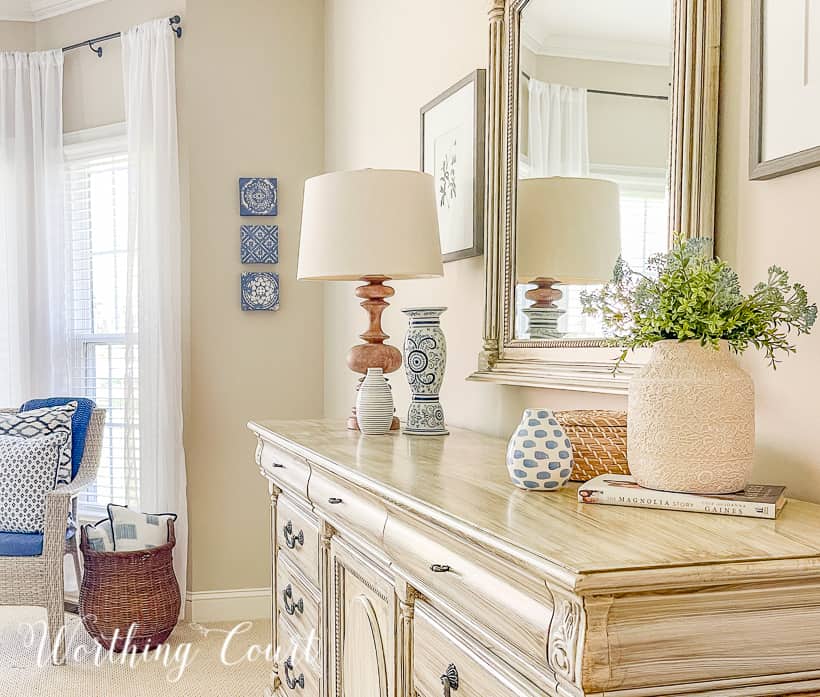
[515,0,673,340]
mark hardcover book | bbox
[578,474,787,519]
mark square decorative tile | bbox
[241,225,279,264]
[241,272,280,311]
[239,177,278,216]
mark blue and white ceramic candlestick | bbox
[402,307,448,435]
[506,409,574,490]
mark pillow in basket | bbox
[0,402,76,484]
[107,504,177,551]
[0,432,69,533]
[83,518,115,552]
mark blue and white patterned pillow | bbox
[83,518,115,552]
[0,433,68,533]
[107,504,177,551]
[0,402,76,484]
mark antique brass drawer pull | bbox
[440,664,459,695]
[284,657,305,690]
[282,584,304,616]
[283,521,304,549]
[430,564,451,573]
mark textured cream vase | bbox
[628,340,755,494]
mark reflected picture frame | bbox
[420,69,486,263]
[750,0,820,180]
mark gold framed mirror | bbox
[470,0,721,393]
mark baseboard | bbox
[184,587,271,623]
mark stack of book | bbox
[577,474,787,519]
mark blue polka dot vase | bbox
[506,409,574,491]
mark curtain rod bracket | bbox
[88,40,103,58]
[170,15,182,39]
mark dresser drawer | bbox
[309,467,387,545]
[277,496,320,587]
[258,438,311,499]
[384,510,552,675]
[276,554,319,641]
[278,613,320,697]
[413,602,546,697]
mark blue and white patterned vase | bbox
[402,307,448,436]
[356,368,395,435]
[506,409,574,490]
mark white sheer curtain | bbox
[527,79,590,177]
[0,51,68,405]
[122,19,188,596]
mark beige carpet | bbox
[0,607,271,696]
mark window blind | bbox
[64,132,139,517]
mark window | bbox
[64,125,139,518]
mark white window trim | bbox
[64,122,126,160]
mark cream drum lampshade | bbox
[298,169,444,281]
[516,176,621,284]
[298,168,443,431]
[516,177,620,339]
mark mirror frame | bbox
[470,0,722,394]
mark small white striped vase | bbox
[356,368,395,435]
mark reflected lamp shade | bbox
[298,169,444,281]
[516,177,621,284]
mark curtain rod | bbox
[521,71,668,101]
[62,15,182,57]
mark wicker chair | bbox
[0,407,106,665]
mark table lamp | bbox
[299,169,443,430]
[516,177,620,339]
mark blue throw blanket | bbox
[20,397,97,481]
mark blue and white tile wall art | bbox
[239,177,278,216]
[241,225,279,264]
[241,272,280,311]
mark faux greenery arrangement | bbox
[581,237,817,369]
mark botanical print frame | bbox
[750,0,820,180]
[420,69,486,263]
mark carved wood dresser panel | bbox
[250,419,820,697]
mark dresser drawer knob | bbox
[282,584,304,616]
[283,521,304,549]
[272,462,284,468]
[440,664,459,695]
[328,497,343,504]
[430,564,451,573]
[284,657,305,690]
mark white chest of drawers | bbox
[250,418,820,697]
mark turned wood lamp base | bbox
[523,277,566,340]
[347,276,402,431]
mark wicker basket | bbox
[553,410,629,482]
[79,519,181,652]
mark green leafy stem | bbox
[580,237,818,370]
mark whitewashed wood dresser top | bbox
[249,418,820,697]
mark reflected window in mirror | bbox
[515,0,673,341]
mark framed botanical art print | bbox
[750,0,820,179]
[420,69,486,262]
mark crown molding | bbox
[0,0,109,22]
[31,0,108,21]
[521,28,671,67]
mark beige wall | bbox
[21,0,326,593]
[717,1,820,503]
[532,55,670,169]
[0,20,34,49]
[519,49,671,169]
[183,0,325,592]
[323,0,625,444]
